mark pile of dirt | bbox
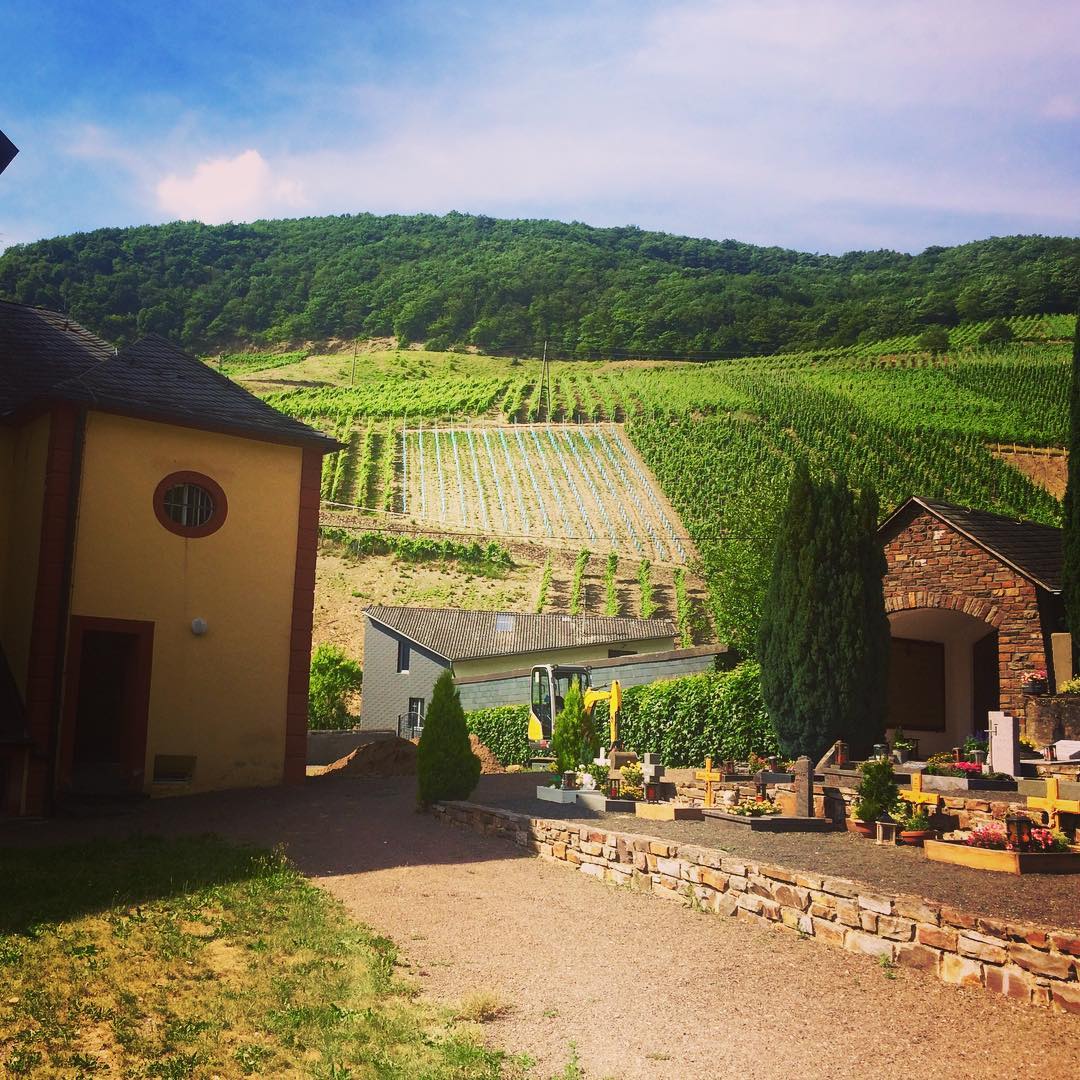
[316,737,418,778]
[470,734,506,774]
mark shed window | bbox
[164,483,215,527]
[397,640,410,673]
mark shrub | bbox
[550,683,599,773]
[465,704,530,766]
[308,644,363,730]
[593,662,778,766]
[852,758,898,823]
[417,671,481,807]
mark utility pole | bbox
[542,339,550,422]
[351,339,357,385]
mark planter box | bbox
[924,839,1080,875]
[536,786,578,805]
[703,810,839,832]
[920,775,1017,793]
[575,790,636,813]
[634,802,703,822]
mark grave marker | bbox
[793,755,814,818]
[1026,777,1080,830]
[988,710,1020,777]
[695,756,724,808]
[897,772,942,813]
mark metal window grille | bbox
[163,483,215,527]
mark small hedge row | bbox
[321,527,513,569]
[465,704,530,767]
[462,662,776,768]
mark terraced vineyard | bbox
[246,316,1070,648]
[399,423,688,561]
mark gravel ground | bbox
[4,776,1080,1080]
[479,774,1080,930]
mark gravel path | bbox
[5,776,1080,1079]
[478,775,1080,929]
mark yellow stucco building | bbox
[0,302,335,816]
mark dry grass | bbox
[0,837,525,1078]
[456,992,512,1024]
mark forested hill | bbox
[1,212,1078,357]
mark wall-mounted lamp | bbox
[191,617,208,636]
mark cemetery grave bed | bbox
[473,776,1079,929]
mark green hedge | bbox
[321,527,512,569]
[464,704,530,766]
[595,662,777,766]
[463,662,776,769]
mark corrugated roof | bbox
[365,605,676,661]
[0,302,336,449]
[880,496,1063,594]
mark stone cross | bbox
[793,755,814,818]
[641,753,665,785]
[988,710,1020,778]
[695,756,724,807]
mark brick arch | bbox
[883,590,1004,628]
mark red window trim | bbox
[153,471,228,538]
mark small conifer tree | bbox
[758,462,890,760]
[416,671,481,807]
[550,683,598,772]
[1064,309,1080,660]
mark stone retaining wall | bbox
[1026,694,1080,746]
[434,800,1080,1015]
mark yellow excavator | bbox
[528,664,623,747]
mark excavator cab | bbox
[529,665,591,742]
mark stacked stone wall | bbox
[435,801,1080,1014]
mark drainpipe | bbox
[44,405,86,813]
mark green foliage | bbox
[320,526,512,569]
[637,559,656,618]
[594,662,778,766]
[536,556,553,613]
[308,644,363,730]
[550,684,598,773]
[569,548,590,616]
[978,319,1014,345]
[917,325,950,354]
[758,463,890,760]
[464,704,530,767]
[5,214,1079,358]
[853,758,900,823]
[604,551,619,616]
[673,567,693,647]
[416,672,481,806]
[1065,310,1080,653]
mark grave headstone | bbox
[695,756,724,807]
[988,711,1020,778]
[793,755,814,818]
[641,752,665,784]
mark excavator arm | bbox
[584,680,622,747]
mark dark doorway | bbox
[62,618,153,795]
[972,629,1000,733]
[886,637,946,732]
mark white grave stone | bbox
[988,711,1020,777]
[1054,740,1080,761]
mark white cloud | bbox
[1043,95,1080,120]
[155,149,306,224]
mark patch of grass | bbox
[878,955,898,980]
[457,991,511,1023]
[0,836,515,1078]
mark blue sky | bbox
[3,0,1080,254]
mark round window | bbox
[153,471,227,538]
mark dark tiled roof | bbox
[880,496,1063,594]
[0,300,114,412]
[0,302,335,450]
[365,605,676,662]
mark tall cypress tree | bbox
[416,670,481,807]
[1063,310,1080,657]
[758,463,890,760]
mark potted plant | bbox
[849,757,899,837]
[925,820,1080,874]
[891,726,916,763]
[893,804,934,845]
[1021,669,1048,696]
[619,761,644,800]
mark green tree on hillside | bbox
[917,325,950,354]
[978,318,1015,345]
[757,462,890,760]
[308,644,363,730]
[416,671,481,807]
[1064,310,1080,661]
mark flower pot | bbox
[899,829,934,846]
[1023,680,1047,696]
[847,819,876,838]
[924,839,1080,874]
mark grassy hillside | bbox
[1,212,1078,357]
